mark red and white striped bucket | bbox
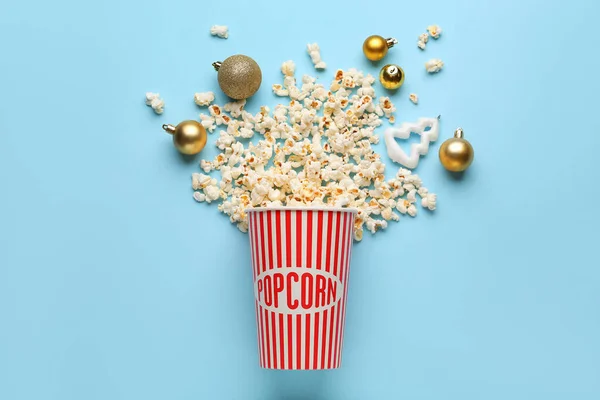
[246,207,357,370]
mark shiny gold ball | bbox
[213,55,262,100]
[162,120,207,155]
[379,64,405,90]
[363,35,395,61]
[439,129,474,172]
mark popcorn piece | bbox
[194,92,215,107]
[193,192,206,202]
[281,60,296,77]
[210,25,229,39]
[145,92,164,114]
[421,192,437,211]
[425,58,444,73]
[223,100,246,118]
[192,173,213,190]
[272,84,289,97]
[199,113,216,132]
[409,93,419,104]
[427,25,442,39]
[417,33,428,50]
[307,43,327,70]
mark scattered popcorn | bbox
[194,92,215,107]
[427,25,442,39]
[145,92,164,114]
[192,66,436,239]
[417,33,429,50]
[409,93,419,104]
[210,25,229,39]
[425,58,444,73]
[307,43,326,70]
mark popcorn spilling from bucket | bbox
[192,62,437,241]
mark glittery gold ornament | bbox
[439,128,474,172]
[162,120,207,155]
[379,64,405,90]
[362,35,397,61]
[212,55,262,100]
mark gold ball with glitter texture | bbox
[439,128,475,172]
[362,35,397,61]
[379,64,405,90]
[212,55,262,100]
[162,120,207,155]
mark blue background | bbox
[1,0,599,398]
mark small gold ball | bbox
[439,138,474,172]
[171,120,207,155]
[379,64,405,90]
[363,35,389,61]
[216,54,262,100]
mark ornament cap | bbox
[212,61,222,71]
[386,38,398,48]
[162,124,176,134]
[454,128,464,138]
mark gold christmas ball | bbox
[362,35,397,61]
[213,55,262,100]
[162,120,207,155]
[439,128,474,172]
[379,64,405,90]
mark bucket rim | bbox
[246,206,358,214]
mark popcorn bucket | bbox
[246,207,357,370]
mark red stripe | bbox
[305,314,311,369]
[275,211,282,268]
[334,213,350,367]
[306,211,313,268]
[248,214,255,279]
[258,307,270,368]
[267,211,274,270]
[316,211,324,269]
[313,312,320,369]
[327,305,336,368]
[252,214,266,367]
[265,310,271,368]
[278,313,285,369]
[316,212,333,369]
[255,301,261,367]
[295,211,303,369]
[285,211,292,267]
[260,213,270,367]
[267,211,281,369]
[320,310,328,369]
[296,314,302,370]
[325,212,333,272]
[338,213,354,367]
[252,213,259,278]
[287,314,293,369]
[328,212,342,368]
[259,212,267,273]
[271,311,277,368]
